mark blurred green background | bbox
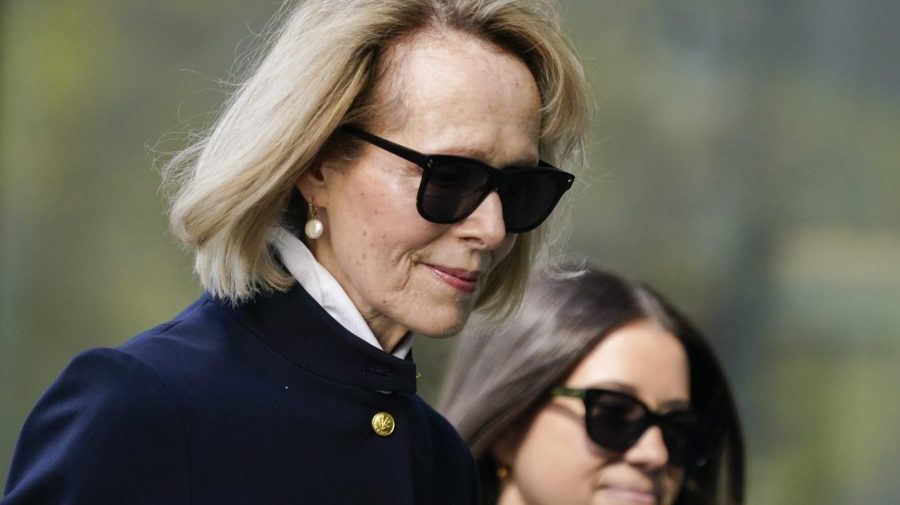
[2,1,898,503]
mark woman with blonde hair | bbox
[440,267,745,505]
[2,1,588,503]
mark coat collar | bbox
[271,227,414,359]
[206,284,418,395]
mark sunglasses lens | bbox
[584,392,648,452]
[584,391,709,468]
[660,412,708,468]
[418,158,573,231]
[419,160,491,223]
[500,170,570,233]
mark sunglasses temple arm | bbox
[549,386,586,400]
[342,127,430,167]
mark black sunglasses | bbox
[342,127,574,233]
[551,387,713,469]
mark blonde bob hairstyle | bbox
[162,0,590,315]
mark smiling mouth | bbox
[599,486,657,504]
[423,264,481,293]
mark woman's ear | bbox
[295,162,328,207]
[490,428,522,468]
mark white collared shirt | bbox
[272,227,413,359]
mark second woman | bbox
[441,267,745,505]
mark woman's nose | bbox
[456,192,508,249]
[623,425,670,470]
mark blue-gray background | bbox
[2,2,899,503]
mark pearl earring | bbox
[304,204,323,239]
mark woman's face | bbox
[300,31,539,348]
[498,320,690,505]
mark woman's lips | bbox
[598,485,657,504]
[424,264,480,293]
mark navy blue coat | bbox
[3,284,479,504]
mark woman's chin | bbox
[409,311,471,338]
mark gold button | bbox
[371,412,395,437]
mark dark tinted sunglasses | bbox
[342,127,574,233]
[551,387,713,468]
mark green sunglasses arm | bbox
[549,386,587,399]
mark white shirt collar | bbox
[272,227,413,359]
